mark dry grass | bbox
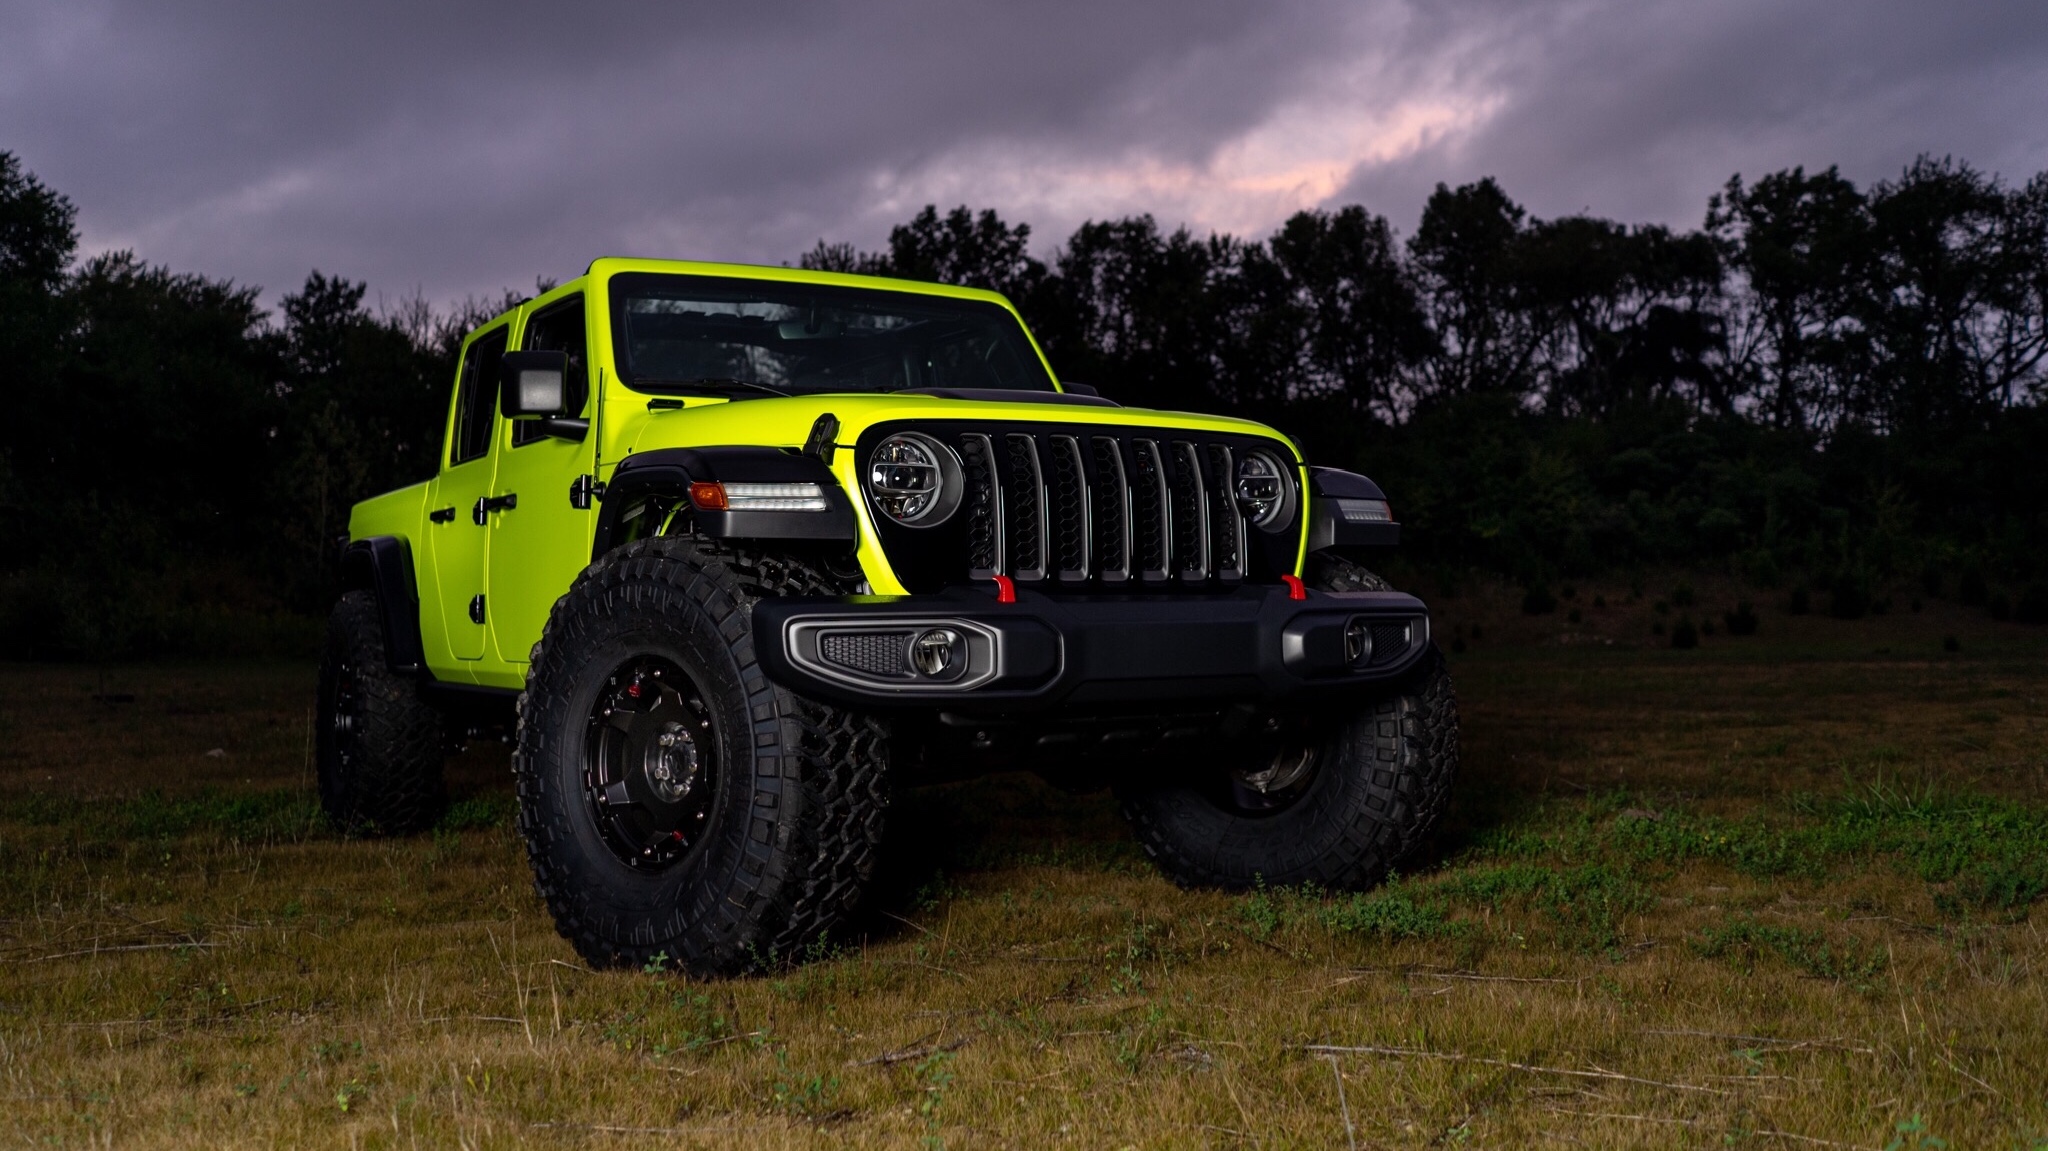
[2,589,2045,1148]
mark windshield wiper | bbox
[636,376,792,398]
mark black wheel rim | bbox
[328,658,362,763]
[582,655,720,871]
[1220,741,1322,816]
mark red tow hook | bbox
[1280,573,1308,601]
[990,574,1017,604]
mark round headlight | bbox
[1234,451,1294,530]
[867,433,962,527]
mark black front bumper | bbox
[753,584,1431,712]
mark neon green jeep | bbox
[324,259,1457,974]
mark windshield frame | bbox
[604,272,1059,399]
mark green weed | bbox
[913,1047,956,1148]
[1240,878,1282,942]
[1319,882,1460,942]
[767,1047,841,1121]
[1692,917,1887,983]
[436,794,514,832]
[1441,863,1648,951]
[600,984,734,1057]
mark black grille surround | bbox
[856,420,1304,594]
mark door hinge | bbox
[468,593,486,625]
[570,474,606,510]
[803,412,840,465]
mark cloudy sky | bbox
[4,0,2045,308]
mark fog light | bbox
[1344,617,1373,665]
[912,629,960,677]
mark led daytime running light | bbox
[688,481,830,512]
[1334,497,1393,523]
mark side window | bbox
[450,326,509,465]
[514,295,588,447]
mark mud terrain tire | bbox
[514,537,888,975]
[1119,558,1459,890]
[315,590,447,835]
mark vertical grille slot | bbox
[1003,433,1047,582]
[1204,443,1244,581]
[1131,439,1170,581]
[1047,435,1091,581]
[958,433,1002,579]
[1090,436,1131,582]
[1168,441,1208,581]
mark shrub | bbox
[1829,572,1871,619]
[1522,584,1558,615]
[1671,582,1696,607]
[1989,592,2012,621]
[2015,584,2048,624]
[1788,587,1811,615]
[1723,601,1759,636]
[1670,618,1699,649]
[1959,567,1989,605]
[1745,551,1783,588]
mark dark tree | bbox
[1265,205,1435,422]
[1708,166,1873,430]
[272,271,452,604]
[1858,158,2048,434]
[1408,178,1546,399]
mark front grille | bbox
[892,424,1297,591]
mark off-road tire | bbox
[315,590,447,835]
[514,537,889,975]
[1118,558,1459,889]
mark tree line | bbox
[1,151,2043,657]
[807,162,2046,615]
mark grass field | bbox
[2,583,2045,1148]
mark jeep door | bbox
[423,322,508,669]
[487,290,599,666]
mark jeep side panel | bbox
[484,284,600,668]
[420,319,513,682]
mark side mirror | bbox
[500,351,570,417]
[1061,381,1101,397]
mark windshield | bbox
[608,273,1055,396]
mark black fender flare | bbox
[337,536,428,675]
[1305,466,1401,551]
[592,446,859,561]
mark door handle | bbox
[429,506,456,524]
[471,492,518,525]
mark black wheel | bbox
[1118,557,1459,890]
[514,537,889,975]
[315,590,446,835]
